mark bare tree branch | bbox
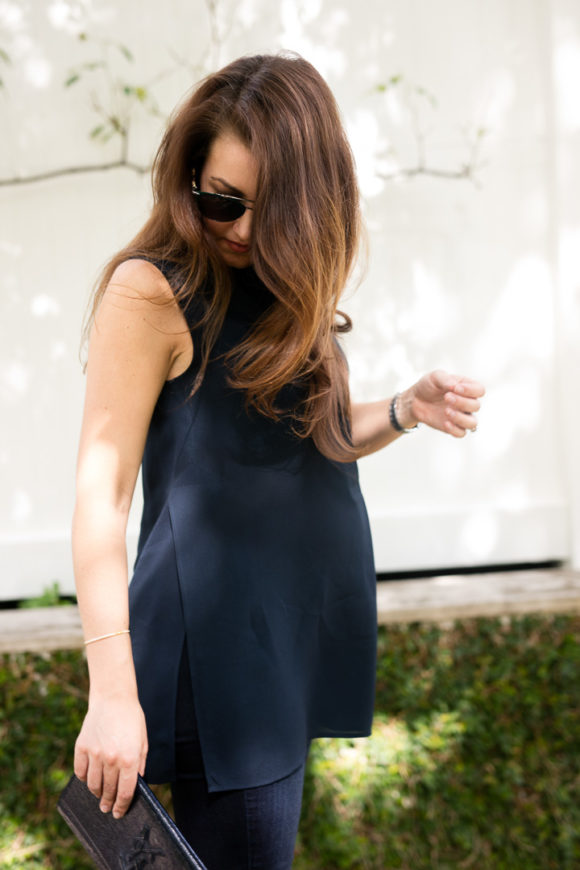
[0,160,150,187]
[379,164,482,185]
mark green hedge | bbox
[1,614,579,868]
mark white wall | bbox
[0,0,576,599]
[551,0,580,569]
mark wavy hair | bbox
[86,53,362,462]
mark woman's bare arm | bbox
[350,370,485,458]
[72,259,190,818]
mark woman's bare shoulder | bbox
[106,258,178,306]
[97,258,193,380]
[98,258,186,334]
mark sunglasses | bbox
[191,179,254,223]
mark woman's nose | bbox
[232,208,253,242]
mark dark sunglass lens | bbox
[197,193,246,222]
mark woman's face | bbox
[199,130,258,269]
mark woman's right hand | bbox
[74,692,148,819]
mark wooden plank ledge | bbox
[0,569,579,653]
[0,606,84,654]
[376,568,580,624]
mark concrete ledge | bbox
[1,570,579,654]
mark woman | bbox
[72,53,484,868]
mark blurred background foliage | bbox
[1,613,578,868]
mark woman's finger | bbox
[445,393,481,414]
[99,763,120,813]
[452,378,486,399]
[445,407,478,435]
[73,743,89,782]
[459,412,478,432]
[86,756,104,800]
[112,766,139,819]
[139,744,148,777]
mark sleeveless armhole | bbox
[141,258,206,383]
[147,259,206,327]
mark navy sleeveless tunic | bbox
[129,263,377,792]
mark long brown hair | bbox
[86,53,362,462]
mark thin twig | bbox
[378,164,481,185]
[205,0,221,67]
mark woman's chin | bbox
[219,246,252,269]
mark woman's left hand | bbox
[401,370,485,437]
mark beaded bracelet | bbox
[389,393,418,434]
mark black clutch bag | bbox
[57,773,207,869]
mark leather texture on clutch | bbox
[57,773,207,869]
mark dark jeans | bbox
[171,647,305,869]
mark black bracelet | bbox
[389,393,418,434]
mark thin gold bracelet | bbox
[84,629,130,646]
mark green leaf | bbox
[90,124,106,139]
[134,86,147,102]
[82,61,106,73]
[18,581,67,608]
[415,86,438,108]
[118,43,134,63]
[109,116,125,134]
[0,47,10,64]
[64,73,80,87]
[375,76,403,94]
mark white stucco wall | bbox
[0,0,577,599]
[551,0,580,569]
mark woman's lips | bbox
[224,239,250,254]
